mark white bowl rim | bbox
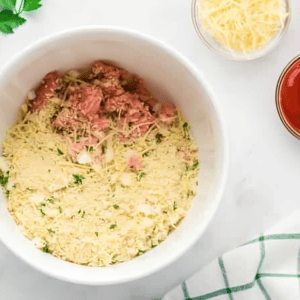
[0,25,229,285]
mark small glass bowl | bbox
[276,54,300,139]
[191,0,291,61]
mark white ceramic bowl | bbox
[0,26,228,285]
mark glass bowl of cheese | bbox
[192,0,290,61]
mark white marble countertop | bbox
[0,0,300,299]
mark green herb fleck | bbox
[95,232,98,237]
[173,202,177,211]
[0,173,9,188]
[5,190,10,197]
[142,152,148,157]
[57,148,64,156]
[121,185,125,188]
[58,206,62,213]
[163,211,167,214]
[138,249,146,255]
[81,211,85,218]
[110,223,117,230]
[138,172,146,180]
[41,242,51,253]
[102,145,106,154]
[112,254,118,260]
[78,209,81,214]
[151,244,157,248]
[190,161,199,170]
[47,198,54,204]
[183,122,189,131]
[86,146,94,152]
[39,208,45,216]
[47,228,55,234]
[40,203,46,207]
[73,174,85,185]
[113,204,119,209]
[155,133,163,143]
[26,187,34,192]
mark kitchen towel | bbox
[162,211,300,300]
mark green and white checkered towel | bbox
[162,211,300,300]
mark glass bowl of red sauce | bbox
[276,55,300,139]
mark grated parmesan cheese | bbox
[197,0,288,53]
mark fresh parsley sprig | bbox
[0,0,42,34]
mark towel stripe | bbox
[298,247,300,295]
[244,233,300,246]
[182,281,190,299]
[256,236,271,300]
[218,257,234,300]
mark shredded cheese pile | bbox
[0,68,199,267]
[198,0,288,53]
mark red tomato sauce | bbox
[279,58,300,132]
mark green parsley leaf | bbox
[39,208,45,216]
[47,198,54,204]
[86,146,94,152]
[112,254,118,260]
[6,190,10,197]
[22,0,42,12]
[142,152,148,157]
[78,209,81,214]
[0,10,26,34]
[113,204,119,209]
[155,133,163,143]
[41,242,51,253]
[138,172,146,180]
[58,206,62,213]
[109,223,117,230]
[190,161,199,170]
[183,122,189,131]
[26,187,34,192]
[0,0,16,10]
[47,228,55,234]
[81,211,85,218]
[173,201,177,211]
[163,211,167,214]
[95,232,98,237]
[138,249,146,255]
[151,244,157,248]
[40,203,46,207]
[73,174,85,185]
[0,173,9,188]
[57,148,64,156]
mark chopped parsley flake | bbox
[39,209,45,216]
[190,161,199,170]
[151,244,157,248]
[0,173,9,188]
[57,148,64,156]
[47,198,54,204]
[86,146,94,152]
[173,202,177,211]
[112,254,118,260]
[58,206,62,213]
[81,211,85,218]
[113,204,119,209]
[142,152,149,157]
[41,242,51,253]
[26,188,34,192]
[95,232,98,237]
[138,172,146,180]
[78,210,81,214]
[155,133,163,143]
[183,122,189,131]
[73,174,85,185]
[163,211,168,214]
[110,223,117,230]
[47,228,55,234]
[138,249,146,255]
